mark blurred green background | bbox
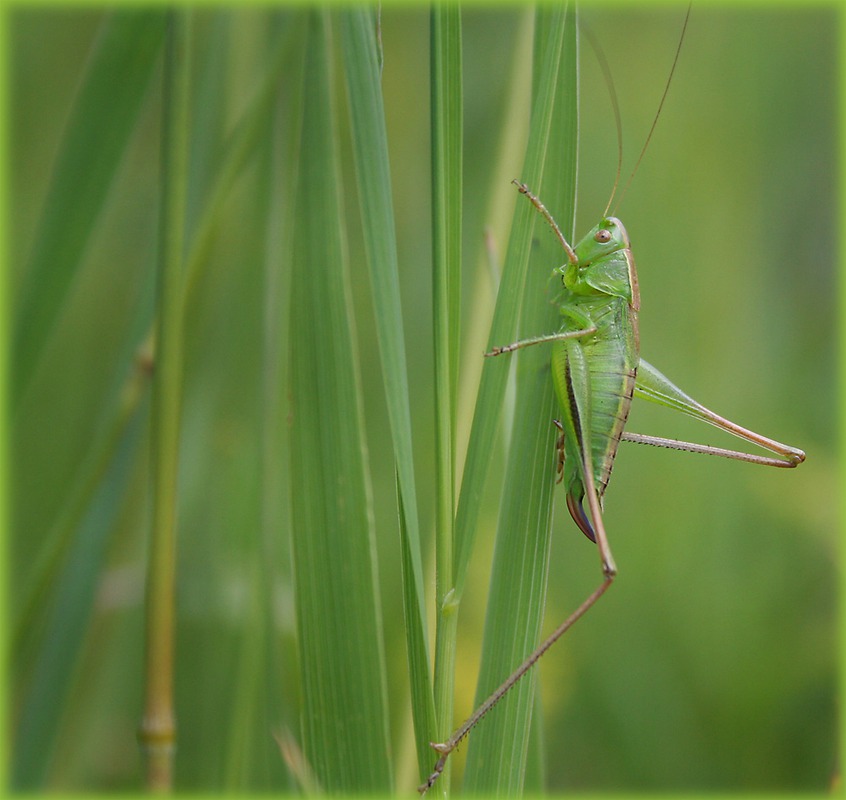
[9,4,837,793]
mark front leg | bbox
[485,327,596,356]
[486,303,597,357]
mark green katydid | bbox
[419,13,805,797]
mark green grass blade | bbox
[452,4,570,607]
[462,5,579,793]
[336,7,436,781]
[429,4,463,789]
[257,14,306,795]
[288,10,392,792]
[11,10,166,411]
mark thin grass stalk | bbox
[337,7,435,781]
[430,4,462,791]
[139,11,192,792]
[463,6,579,791]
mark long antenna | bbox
[580,20,624,219]
[613,3,691,215]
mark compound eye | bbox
[594,229,612,243]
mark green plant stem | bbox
[139,11,191,792]
[430,5,462,792]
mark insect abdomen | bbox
[583,297,638,498]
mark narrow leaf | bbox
[429,3,464,785]
[337,7,436,780]
[288,10,392,792]
[463,6,579,793]
[12,11,166,410]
